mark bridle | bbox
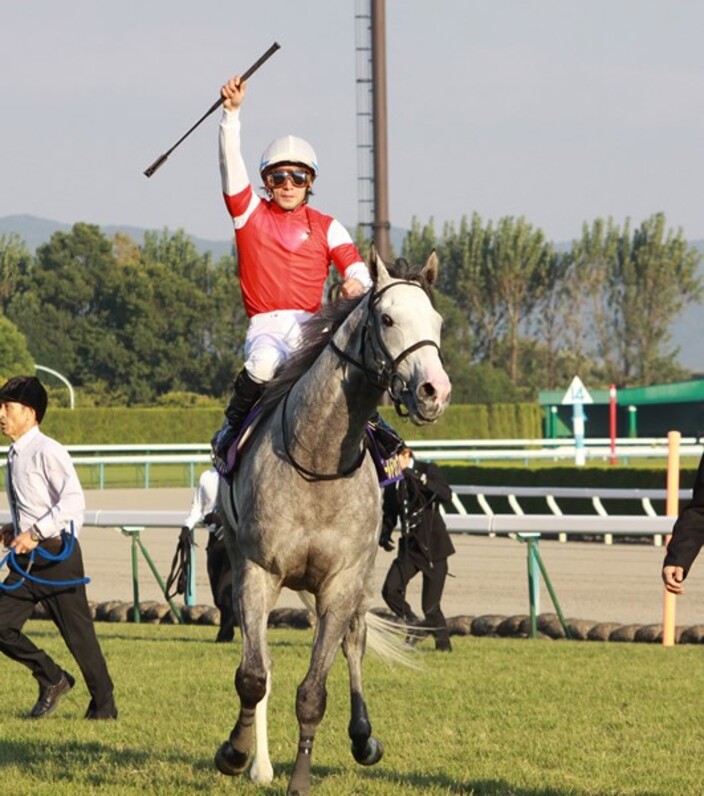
[282,279,441,482]
[329,280,442,417]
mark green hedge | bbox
[38,403,544,445]
[40,408,225,444]
[377,403,543,441]
[441,465,693,490]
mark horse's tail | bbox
[365,611,423,670]
[297,591,422,670]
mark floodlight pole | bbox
[371,0,391,261]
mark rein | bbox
[0,522,89,590]
[281,389,367,482]
[282,279,439,482]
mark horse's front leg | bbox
[215,563,276,783]
[343,611,384,766]
[287,611,348,796]
[250,671,274,784]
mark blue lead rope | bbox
[0,521,90,590]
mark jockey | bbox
[212,74,372,473]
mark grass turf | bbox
[1,622,703,794]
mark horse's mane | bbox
[257,258,434,412]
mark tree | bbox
[114,231,246,400]
[401,216,437,268]
[431,291,473,402]
[8,224,249,403]
[568,217,623,383]
[567,214,701,386]
[0,233,32,314]
[8,223,120,381]
[614,214,701,384]
[436,213,501,364]
[485,216,553,384]
[0,315,34,380]
[406,213,559,394]
[529,249,572,389]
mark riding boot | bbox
[211,369,266,468]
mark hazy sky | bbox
[3,1,704,245]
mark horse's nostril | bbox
[420,382,436,399]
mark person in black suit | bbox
[380,447,455,651]
[663,453,704,594]
[0,375,117,719]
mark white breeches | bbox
[244,309,313,383]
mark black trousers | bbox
[206,534,237,641]
[0,538,115,714]
[382,552,450,644]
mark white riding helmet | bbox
[259,135,318,178]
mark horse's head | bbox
[366,246,451,424]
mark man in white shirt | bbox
[0,375,117,719]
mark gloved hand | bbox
[379,532,394,551]
[203,512,222,527]
[179,526,191,544]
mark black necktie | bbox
[6,446,20,536]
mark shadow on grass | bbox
[311,765,664,795]
[307,765,579,795]
[1,739,663,795]
[0,738,148,777]
[191,755,612,796]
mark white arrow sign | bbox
[561,375,593,405]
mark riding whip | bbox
[143,41,281,177]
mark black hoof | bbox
[351,736,384,766]
[214,741,250,776]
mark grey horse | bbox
[215,248,451,795]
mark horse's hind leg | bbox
[343,611,384,766]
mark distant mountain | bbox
[0,214,235,260]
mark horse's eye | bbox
[381,313,393,327]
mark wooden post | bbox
[661,431,680,646]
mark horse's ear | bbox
[368,242,391,286]
[422,250,439,287]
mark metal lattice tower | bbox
[354,0,374,240]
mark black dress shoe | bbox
[85,708,118,720]
[30,671,75,718]
[435,637,453,652]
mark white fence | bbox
[1,438,700,489]
[0,441,688,544]
[0,509,675,541]
[446,485,685,545]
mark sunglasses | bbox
[265,168,312,188]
